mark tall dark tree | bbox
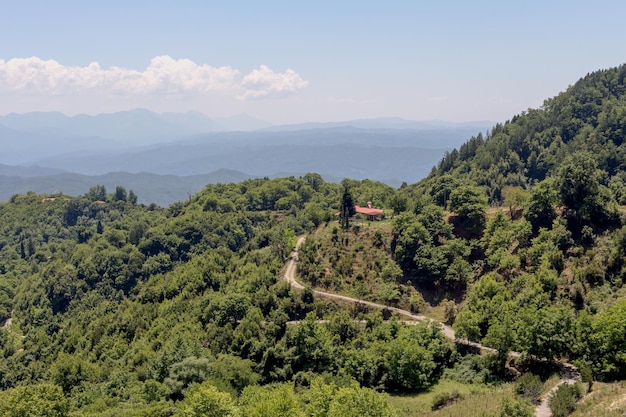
[114,185,127,202]
[128,190,138,205]
[340,183,356,230]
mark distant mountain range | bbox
[0,169,254,207]
[0,109,493,205]
[0,109,272,138]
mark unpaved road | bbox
[283,236,580,417]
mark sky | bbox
[1,0,625,125]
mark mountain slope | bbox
[421,64,626,202]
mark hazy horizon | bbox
[0,108,494,127]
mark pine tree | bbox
[340,184,355,230]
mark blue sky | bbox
[1,0,625,124]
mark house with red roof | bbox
[354,202,384,220]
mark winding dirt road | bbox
[283,236,580,417]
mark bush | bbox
[441,355,494,385]
[515,373,542,404]
[549,383,582,417]
[498,397,533,417]
[442,299,457,324]
[431,390,463,410]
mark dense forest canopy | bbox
[2,64,626,416]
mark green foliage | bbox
[51,353,99,395]
[0,384,70,417]
[385,336,436,390]
[519,305,574,360]
[501,186,529,219]
[165,356,212,397]
[515,373,542,404]
[549,383,582,417]
[556,152,619,233]
[431,390,463,410]
[556,152,601,211]
[441,355,495,385]
[239,384,304,417]
[578,300,626,379]
[178,383,241,417]
[327,384,396,417]
[498,397,534,417]
[448,186,488,238]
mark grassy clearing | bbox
[570,381,626,417]
[388,380,515,417]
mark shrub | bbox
[549,383,582,417]
[442,299,457,324]
[498,397,533,417]
[431,390,463,410]
[515,373,542,403]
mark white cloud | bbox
[0,56,307,99]
[237,65,309,100]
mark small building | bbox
[354,202,384,221]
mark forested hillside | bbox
[2,64,626,417]
[0,177,469,416]
[395,65,626,377]
[422,64,626,204]
[394,65,626,383]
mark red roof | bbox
[354,205,384,216]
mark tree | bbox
[555,151,618,230]
[519,306,574,360]
[327,384,395,417]
[523,179,557,232]
[388,193,408,215]
[114,185,128,202]
[50,353,98,395]
[128,190,138,205]
[556,152,600,214]
[429,174,460,208]
[0,384,70,417]
[239,384,304,417]
[582,300,626,379]
[340,183,356,230]
[501,186,528,219]
[86,184,107,201]
[448,186,488,237]
[385,337,436,390]
[302,173,324,191]
[164,356,212,398]
[179,383,241,417]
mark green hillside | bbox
[424,65,626,195]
